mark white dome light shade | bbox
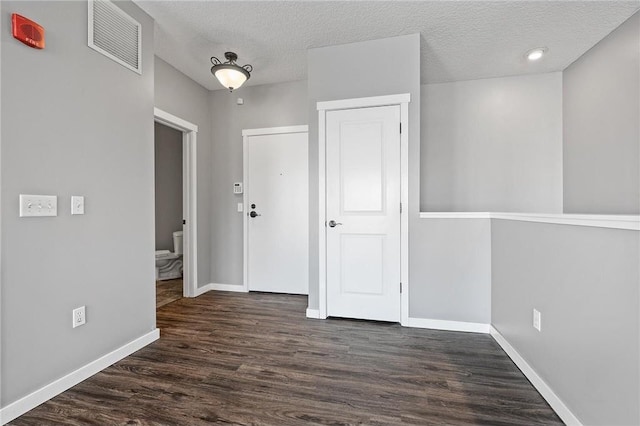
[214,66,248,91]
[210,52,252,92]
[526,47,547,61]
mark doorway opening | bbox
[153,108,198,308]
[154,122,184,307]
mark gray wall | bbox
[154,56,212,286]
[154,122,183,251]
[1,0,155,406]
[209,80,308,286]
[410,219,491,323]
[563,11,640,214]
[422,73,563,213]
[308,34,421,310]
[491,220,639,425]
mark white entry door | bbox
[245,127,309,294]
[326,105,401,322]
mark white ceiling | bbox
[134,1,640,91]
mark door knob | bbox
[328,220,342,227]
[249,211,261,218]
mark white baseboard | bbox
[407,317,490,333]
[305,314,488,331]
[306,308,320,319]
[195,283,248,296]
[490,326,582,426]
[193,283,215,296]
[0,329,160,425]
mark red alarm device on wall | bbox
[12,13,45,49]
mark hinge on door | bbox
[399,123,402,134]
[400,203,402,213]
[400,282,403,293]
[183,219,186,225]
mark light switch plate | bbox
[71,196,85,215]
[237,203,244,212]
[19,194,57,217]
[533,308,541,332]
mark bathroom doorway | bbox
[155,122,184,307]
[153,108,198,305]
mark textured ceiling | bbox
[134,1,640,91]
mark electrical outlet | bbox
[533,308,541,332]
[73,306,86,328]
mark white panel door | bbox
[247,131,309,294]
[326,105,401,321]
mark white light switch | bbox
[71,196,85,215]
[237,203,244,212]
[533,308,541,332]
[19,194,57,217]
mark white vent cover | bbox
[88,0,142,74]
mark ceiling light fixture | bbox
[526,47,547,61]
[210,52,252,92]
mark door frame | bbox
[317,94,410,325]
[154,107,198,298]
[242,125,309,293]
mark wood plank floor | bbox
[12,292,562,425]
[156,278,183,309]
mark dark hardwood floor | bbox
[12,292,562,425]
[156,278,183,309]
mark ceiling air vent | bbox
[88,0,142,74]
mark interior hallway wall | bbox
[563,11,640,214]
[154,122,183,251]
[209,80,308,286]
[421,73,563,213]
[154,56,212,286]
[1,0,155,407]
[492,221,639,425]
[410,218,491,323]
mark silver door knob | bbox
[328,220,342,227]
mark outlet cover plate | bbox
[73,306,86,328]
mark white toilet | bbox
[155,231,183,281]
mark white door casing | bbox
[317,94,410,325]
[153,107,198,298]
[243,126,309,294]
